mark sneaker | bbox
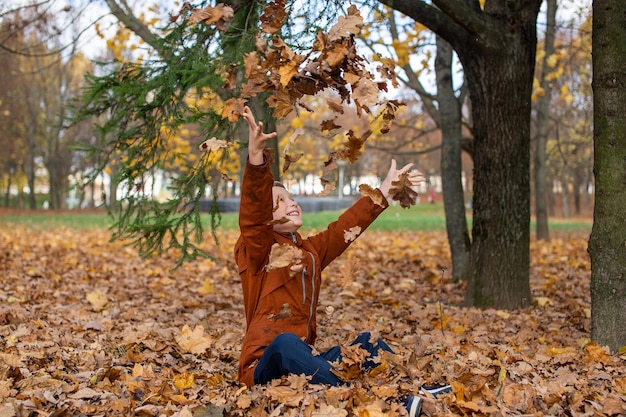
[404,396,423,417]
[420,384,452,397]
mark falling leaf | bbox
[320,119,341,132]
[260,0,286,34]
[198,137,228,152]
[389,172,418,208]
[340,130,370,163]
[266,88,294,118]
[352,78,380,109]
[282,152,303,173]
[221,98,247,122]
[266,243,303,271]
[327,5,364,42]
[176,325,212,355]
[189,4,234,31]
[359,184,386,208]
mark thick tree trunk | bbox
[461,33,535,308]
[435,37,470,282]
[588,0,626,352]
[376,0,540,309]
[534,0,557,241]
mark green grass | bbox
[0,203,592,234]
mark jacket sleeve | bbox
[236,158,276,274]
[306,188,389,270]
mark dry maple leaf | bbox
[268,216,290,226]
[86,290,108,312]
[198,137,228,152]
[318,182,336,197]
[266,243,303,271]
[358,184,386,208]
[282,152,303,174]
[266,88,294,118]
[340,129,370,163]
[221,98,246,122]
[389,172,419,208]
[330,344,369,382]
[327,5,364,42]
[188,4,234,31]
[352,78,380,109]
[260,0,286,34]
[320,118,341,132]
[175,325,212,355]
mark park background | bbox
[1,1,625,417]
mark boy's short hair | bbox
[273,181,286,189]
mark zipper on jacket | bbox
[301,267,307,304]
[305,251,315,341]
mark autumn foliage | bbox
[1,225,624,416]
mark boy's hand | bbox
[379,159,426,200]
[242,106,277,165]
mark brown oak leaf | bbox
[389,172,419,208]
[282,152,303,174]
[358,184,386,208]
[189,4,234,31]
[260,0,286,35]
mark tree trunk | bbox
[588,0,626,352]
[435,36,470,282]
[377,0,540,309]
[534,0,557,241]
[461,29,535,309]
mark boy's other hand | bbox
[242,106,277,165]
[379,159,426,200]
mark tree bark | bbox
[379,0,540,308]
[588,0,626,352]
[534,0,557,241]
[435,36,470,282]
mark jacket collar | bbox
[276,231,302,246]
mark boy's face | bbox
[272,186,302,233]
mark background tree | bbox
[588,0,626,352]
[533,0,557,241]
[0,3,97,209]
[364,11,472,281]
[376,0,541,308]
[546,12,593,219]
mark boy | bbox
[235,106,448,415]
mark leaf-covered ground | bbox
[1,225,624,417]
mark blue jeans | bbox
[253,332,394,386]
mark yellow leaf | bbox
[498,366,507,383]
[196,279,215,295]
[534,297,552,307]
[173,372,195,390]
[86,290,108,311]
[452,325,466,335]
[496,310,510,319]
[546,346,572,356]
[175,325,212,355]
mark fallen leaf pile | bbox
[1,225,624,416]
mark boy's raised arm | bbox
[242,106,276,166]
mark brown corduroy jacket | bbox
[235,159,388,387]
